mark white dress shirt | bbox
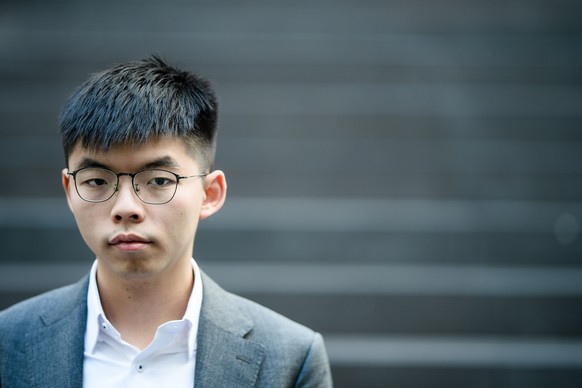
[83,259,203,388]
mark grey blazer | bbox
[0,272,333,387]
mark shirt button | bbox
[101,323,107,330]
[137,364,144,373]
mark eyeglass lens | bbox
[74,168,179,204]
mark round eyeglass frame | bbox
[67,167,208,205]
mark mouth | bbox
[109,233,152,252]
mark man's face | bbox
[62,137,223,281]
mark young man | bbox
[0,56,333,387]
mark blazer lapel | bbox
[24,277,88,388]
[194,273,265,387]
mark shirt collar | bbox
[84,258,203,357]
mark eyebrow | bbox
[73,156,180,172]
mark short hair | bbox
[59,55,218,170]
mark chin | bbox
[104,255,162,279]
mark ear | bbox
[200,170,227,220]
[62,168,75,213]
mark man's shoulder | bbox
[199,273,333,386]
[201,272,317,346]
[0,278,89,387]
[0,277,88,331]
[230,290,312,337]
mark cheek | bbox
[173,194,203,220]
[77,210,103,230]
[71,208,106,251]
[175,206,202,234]
[164,205,196,230]
[71,203,97,227]
[176,209,199,229]
[70,202,108,233]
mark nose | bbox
[110,176,145,222]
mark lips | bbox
[109,233,151,252]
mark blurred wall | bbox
[1,1,582,387]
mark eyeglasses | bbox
[67,167,208,205]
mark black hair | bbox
[59,55,218,170]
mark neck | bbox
[96,259,194,349]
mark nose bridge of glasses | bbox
[114,172,139,195]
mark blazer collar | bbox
[20,272,265,387]
[194,273,265,387]
[25,276,89,388]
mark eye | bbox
[148,176,173,187]
[136,170,178,190]
[76,168,114,188]
[85,178,109,187]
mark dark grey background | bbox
[1,1,582,387]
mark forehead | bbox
[68,137,199,171]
